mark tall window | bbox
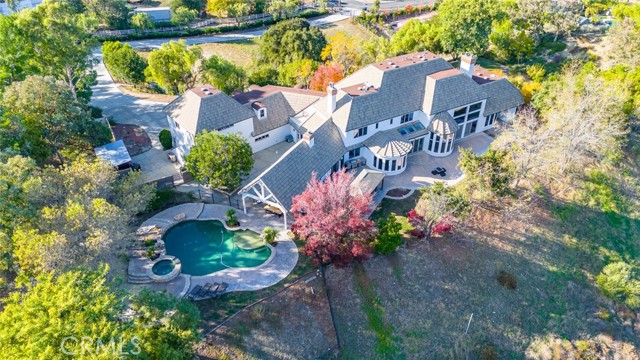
[354,126,368,138]
[484,114,496,127]
[400,113,414,124]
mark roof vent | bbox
[393,65,399,68]
[490,74,497,78]
[402,56,407,61]
[388,61,395,66]
[201,87,207,91]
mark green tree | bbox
[170,0,204,12]
[2,75,111,163]
[171,6,198,24]
[458,148,513,199]
[259,18,326,66]
[207,0,235,17]
[102,41,148,84]
[266,0,298,20]
[0,267,201,359]
[437,0,503,57]
[389,18,443,55]
[228,1,251,24]
[11,155,155,277]
[375,213,403,254]
[489,19,535,63]
[145,40,202,94]
[247,64,279,86]
[185,130,254,191]
[131,12,155,30]
[82,0,131,29]
[10,0,97,101]
[201,54,246,94]
[277,58,318,87]
[0,15,36,86]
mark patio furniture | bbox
[435,167,446,173]
[264,205,283,217]
[203,282,220,298]
[213,282,228,297]
[439,172,447,177]
[186,285,203,300]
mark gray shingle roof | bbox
[332,58,453,131]
[423,71,488,115]
[364,129,412,157]
[242,119,346,210]
[428,112,458,136]
[163,89,255,134]
[481,79,524,116]
[248,91,322,136]
[350,168,385,196]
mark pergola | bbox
[240,179,288,229]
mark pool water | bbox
[152,259,175,276]
[162,220,271,276]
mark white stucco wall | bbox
[167,116,193,165]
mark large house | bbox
[164,52,523,227]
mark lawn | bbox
[318,19,376,41]
[197,39,260,67]
[326,192,640,359]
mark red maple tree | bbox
[309,63,344,92]
[291,169,376,267]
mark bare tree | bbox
[607,17,640,69]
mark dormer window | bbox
[252,101,267,119]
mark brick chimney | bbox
[303,131,314,148]
[327,82,337,113]
[460,53,476,78]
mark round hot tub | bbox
[152,259,175,276]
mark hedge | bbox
[159,129,173,150]
[99,9,328,42]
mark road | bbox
[90,13,350,183]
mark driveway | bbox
[90,14,349,183]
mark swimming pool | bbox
[162,220,272,276]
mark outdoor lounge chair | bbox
[186,285,203,300]
[203,282,221,298]
[213,282,228,297]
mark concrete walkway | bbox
[134,203,298,298]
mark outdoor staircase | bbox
[127,273,153,284]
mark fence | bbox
[94,7,309,38]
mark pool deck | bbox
[129,203,298,299]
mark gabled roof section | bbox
[332,56,453,131]
[234,85,324,136]
[481,79,524,116]
[242,120,346,211]
[163,86,255,134]
[423,70,488,115]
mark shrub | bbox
[526,63,547,82]
[496,270,517,289]
[102,41,148,84]
[262,227,278,245]
[375,213,403,254]
[226,209,239,227]
[596,262,640,309]
[159,129,173,150]
[89,106,103,119]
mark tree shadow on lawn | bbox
[327,200,640,359]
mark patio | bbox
[383,132,493,192]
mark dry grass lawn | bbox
[326,200,640,359]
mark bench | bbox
[264,205,283,217]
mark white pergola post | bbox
[239,180,288,229]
